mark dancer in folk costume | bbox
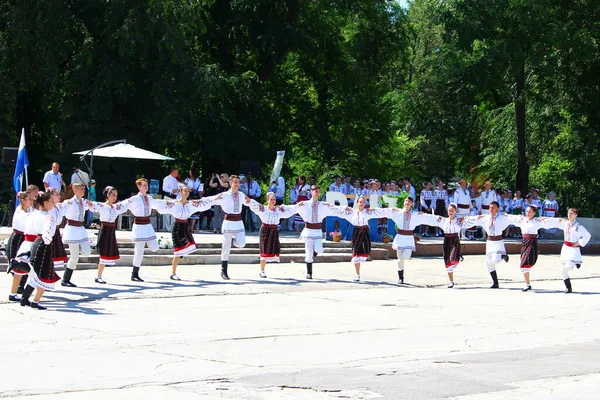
[19,191,62,310]
[211,175,249,280]
[388,197,437,285]
[432,181,449,237]
[44,188,70,274]
[542,208,591,293]
[127,178,166,282]
[464,201,511,288]
[429,203,473,288]
[60,183,93,287]
[87,186,130,284]
[295,185,335,279]
[329,196,396,282]
[246,193,299,277]
[159,186,220,280]
[506,205,554,291]
[5,192,33,301]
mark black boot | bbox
[131,266,144,282]
[313,251,318,259]
[306,263,313,279]
[20,285,34,307]
[490,271,499,288]
[221,261,230,280]
[17,275,28,294]
[564,278,572,293]
[502,254,510,263]
[30,302,47,310]
[61,268,77,287]
[398,270,404,284]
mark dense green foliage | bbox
[0,0,598,215]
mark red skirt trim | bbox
[445,261,460,268]
[174,242,196,252]
[101,256,120,260]
[53,256,69,262]
[352,253,370,257]
[260,253,280,258]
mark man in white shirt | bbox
[162,167,180,231]
[70,168,90,187]
[43,162,65,191]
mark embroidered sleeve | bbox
[190,197,214,212]
[578,224,591,247]
[41,214,55,245]
[277,203,300,219]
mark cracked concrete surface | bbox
[1,254,599,399]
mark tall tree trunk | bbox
[515,62,528,194]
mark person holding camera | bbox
[209,173,230,234]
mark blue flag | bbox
[13,128,29,206]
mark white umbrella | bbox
[73,140,175,183]
[74,143,174,160]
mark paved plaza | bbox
[1,252,599,399]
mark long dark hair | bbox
[189,168,199,180]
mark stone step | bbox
[75,248,389,266]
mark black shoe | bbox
[20,285,34,306]
[131,267,144,282]
[397,269,405,285]
[221,261,230,280]
[522,285,532,292]
[313,251,318,258]
[8,295,20,302]
[306,274,312,279]
[576,263,581,269]
[502,254,509,263]
[564,278,572,293]
[490,271,499,288]
[306,262,313,276]
[62,268,76,287]
[30,302,47,310]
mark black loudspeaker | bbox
[240,160,260,178]
[2,147,18,165]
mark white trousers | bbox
[304,239,324,263]
[396,249,412,271]
[221,232,246,261]
[486,253,503,272]
[133,240,159,268]
[66,242,92,270]
[561,261,577,279]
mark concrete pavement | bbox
[1,254,599,399]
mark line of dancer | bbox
[2,186,593,311]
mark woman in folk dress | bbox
[159,186,221,280]
[19,191,62,310]
[6,191,33,301]
[87,186,130,284]
[429,203,472,288]
[330,196,395,282]
[246,192,299,277]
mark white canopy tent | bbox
[73,140,174,182]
